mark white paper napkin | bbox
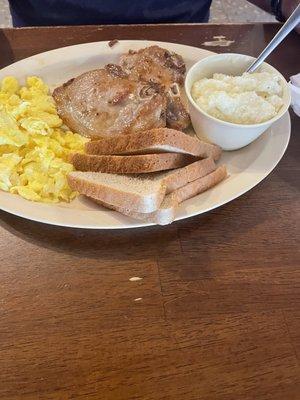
[289,73,300,117]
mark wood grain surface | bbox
[0,24,299,400]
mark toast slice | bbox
[69,158,215,214]
[67,171,166,213]
[71,152,197,174]
[92,195,178,226]
[85,128,222,160]
[172,164,227,204]
[152,157,216,194]
[90,165,227,225]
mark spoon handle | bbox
[247,4,300,73]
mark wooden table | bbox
[0,24,299,400]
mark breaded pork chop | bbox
[53,64,166,138]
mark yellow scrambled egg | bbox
[0,76,87,203]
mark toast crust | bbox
[85,128,222,160]
[71,152,197,174]
[87,165,227,225]
[173,165,227,203]
[161,157,216,193]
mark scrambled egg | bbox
[0,76,87,203]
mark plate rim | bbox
[0,39,215,76]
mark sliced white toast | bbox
[85,128,222,160]
[67,171,166,213]
[89,165,227,225]
[151,157,216,194]
[69,158,216,214]
[71,152,197,174]
[93,195,178,226]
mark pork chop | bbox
[120,46,190,130]
[53,64,166,138]
[120,45,185,86]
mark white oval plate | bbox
[0,40,290,229]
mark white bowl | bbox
[185,53,291,150]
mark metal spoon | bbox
[247,4,300,73]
